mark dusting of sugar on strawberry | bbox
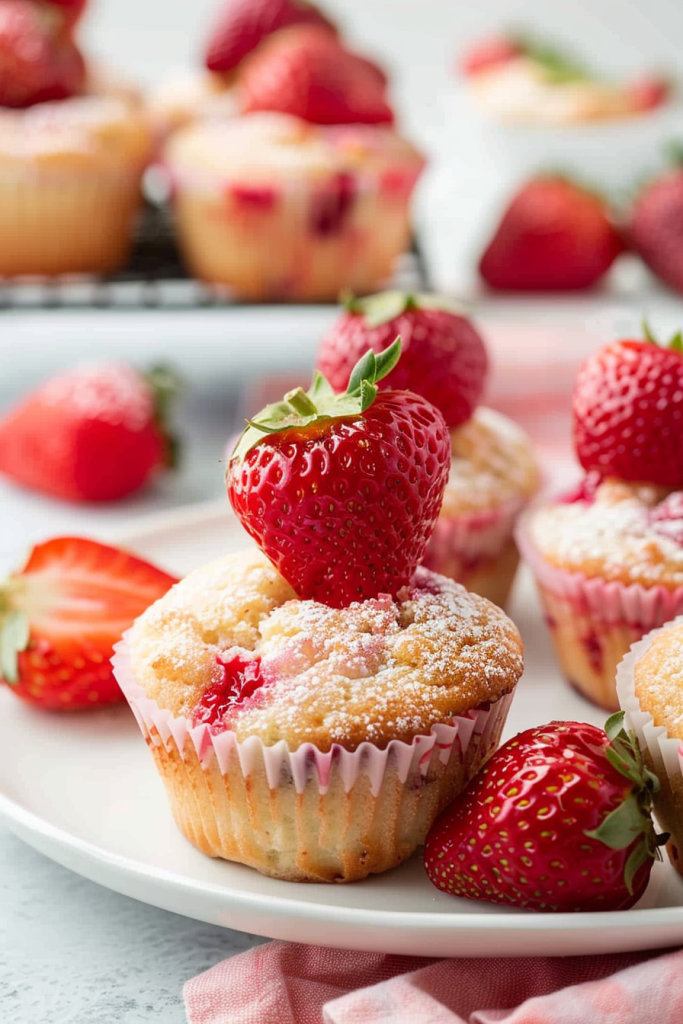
[316,291,488,429]
[0,537,177,711]
[226,339,451,607]
[424,716,665,912]
[0,363,180,502]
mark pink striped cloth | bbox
[184,941,683,1023]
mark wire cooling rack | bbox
[0,203,431,311]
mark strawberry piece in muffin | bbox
[0,537,178,710]
[239,26,394,125]
[424,715,665,911]
[316,291,488,429]
[573,326,683,487]
[227,339,451,606]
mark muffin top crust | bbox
[0,96,151,169]
[164,111,424,184]
[440,407,539,519]
[633,620,683,739]
[128,548,523,752]
[527,477,683,588]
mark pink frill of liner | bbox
[112,632,513,798]
[515,510,683,629]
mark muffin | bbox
[424,407,540,608]
[112,548,523,882]
[163,112,424,301]
[617,616,683,876]
[0,95,151,276]
[0,0,152,278]
[518,478,683,711]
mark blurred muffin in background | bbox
[164,113,423,301]
[460,32,671,125]
[0,0,152,277]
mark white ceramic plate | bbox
[2,501,683,958]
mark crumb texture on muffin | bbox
[129,548,523,752]
[529,478,683,588]
[440,406,539,518]
[634,622,683,739]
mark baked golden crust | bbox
[634,622,683,740]
[440,407,539,519]
[528,478,683,588]
[129,548,523,752]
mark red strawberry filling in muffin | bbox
[193,649,268,728]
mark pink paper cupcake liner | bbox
[112,634,513,798]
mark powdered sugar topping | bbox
[128,548,523,752]
[41,363,153,432]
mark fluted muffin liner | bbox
[616,618,683,876]
[112,633,514,883]
[0,163,145,276]
[515,512,683,710]
[423,497,525,608]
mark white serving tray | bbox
[1,500,683,958]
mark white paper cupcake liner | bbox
[617,619,683,809]
[112,633,514,798]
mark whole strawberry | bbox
[479,177,623,291]
[316,292,488,429]
[573,327,683,486]
[0,0,86,108]
[227,340,451,606]
[0,537,177,710]
[204,0,336,73]
[239,26,394,125]
[424,716,665,912]
[631,168,683,295]
[0,364,179,503]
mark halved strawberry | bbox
[0,537,178,710]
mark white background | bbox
[83,0,683,137]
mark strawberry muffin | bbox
[113,549,523,882]
[114,343,524,881]
[164,113,423,301]
[0,1,152,276]
[519,328,683,710]
[617,616,683,876]
[316,292,539,606]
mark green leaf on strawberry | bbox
[232,337,402,461]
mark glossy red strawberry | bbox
[0,0,86,108]
[0,537,178,710]
[316,291,488,429]
[0,364,179,503]
[573,328,683,486]
[479,177,623,291]
[239,26,394,125]
[631,169,683,295]
[204,0,336,73]
[424,717,665,912]
[227,340,451,606]
[460,34,521,77]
